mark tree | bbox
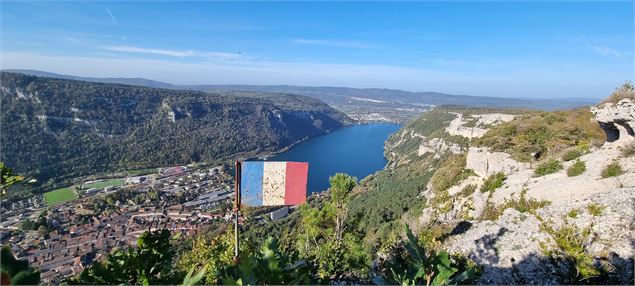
[1,162,34,196]
[296,173,368,280]
[0,246,41,285]
[76,229,178,285]
[329,173,357,241]
[177,228,234,284]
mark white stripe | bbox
[262,162,286,206]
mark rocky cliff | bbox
[591,98,635,146]
[379,101,634,284]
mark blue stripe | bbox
[240,161,264,206]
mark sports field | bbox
[44,187,78,206]
[82,178,125,189]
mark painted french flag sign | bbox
[240,161,309,207]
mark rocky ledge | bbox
[591,98,635,146]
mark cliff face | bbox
[591,98,635,146]
[377,105,634,284]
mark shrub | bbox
[566,209,579,218]
[479,172,506,193]
[430,154,474,192]
[534,159,563,177]
[540,220,600,283]
[480,189,550,221]
[566,160,586,177]
[601,81,635,104]
[387,225,477,285]
[477,109,604,162]
[586,203,605,216]
[459,184,477,197]
[621,145,635,157]
[561,148,582,161]
[601,161,623,178]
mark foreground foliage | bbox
[0,246,41,285]
[76,229,178,285]
[387,225,476,286]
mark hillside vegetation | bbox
[0,72,351,189]
[477,109,605,162]
[601,81,635,104]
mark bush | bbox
[540,221,600,283]
[481,189,550,221]
[534,159,563,177]
[586,203,605,216]
[601,81,635,104]
[430,154,474,192]
[459,184,477,197]
[479,172,506,193]
[601,161,624,178]
[566,160,586,177]
[477,109,604,162]
[561,148,582,161]
[567,209,579,218]
[621,145,635,157]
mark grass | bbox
[561,148,582,161]
[534,159,563,177]
[480,189,550,221]
[479,172,506,193]
[44,187,78,206]
[459,184,477,197]
[566,160,586,177]
[81,178,125,190]
[477,109,604,162]
[430,154,474,192]
[601,162,624,178]
[586,203,606,216]
[566,209,579,218]
[621,144,635,157]
[125,168,157,176]
[540,220,600,283]
[601,81,634,104]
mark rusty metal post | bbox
[233,161,241,259]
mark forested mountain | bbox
[0,72,351,188]
[5,70,598,123]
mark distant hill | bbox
[0,72,351,188]
[5,69,599,123]
[4,69,176,89]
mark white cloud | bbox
[586,42,625,59]
[292,38,375,49]
[106,9,117,25]
[100,45,242,60]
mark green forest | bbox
[0,72,351,190]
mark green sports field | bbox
[82,178,125,189]
[44,187,78,206]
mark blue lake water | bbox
[268,123,401,193]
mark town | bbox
[0,164,292,283]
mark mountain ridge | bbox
[0,72,351,188]
[4,69,599,123]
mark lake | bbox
[268,123,401,193]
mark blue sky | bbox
[1,1,633,99]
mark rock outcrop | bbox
[591,99,635,146]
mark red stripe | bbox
[284,162,308,205]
